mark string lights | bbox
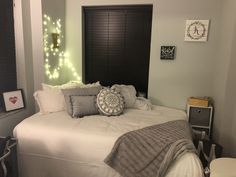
[43,14,81,81]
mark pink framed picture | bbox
[3,90,25,112]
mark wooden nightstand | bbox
[187,105,213,139]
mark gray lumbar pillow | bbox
[62,86,102,117]
[96,88,124,116]
[71,95,98,118]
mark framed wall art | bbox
[184,20,210,42]
[2,89,25,112]
[160,46,176,60]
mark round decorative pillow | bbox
[96,88,125,116]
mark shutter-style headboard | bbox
[83,5,152,96]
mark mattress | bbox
[13,105,203,177]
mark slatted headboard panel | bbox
[83,5,152,96]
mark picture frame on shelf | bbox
[2,89,25,112]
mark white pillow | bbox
[133,97,152,110]
[42,81,100,91]
[111,84,136,108]
[42,82,82,91]
[36,81,101,114]
[79,81,101,88]
[34,90,65,114]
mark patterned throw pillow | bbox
[97,88,125,116]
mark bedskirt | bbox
[18,152,202,177]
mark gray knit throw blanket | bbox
[104,120,196,177]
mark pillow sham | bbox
[71,95,98,118]
[62,86,102,117]
[34,90,65,114]
[111,84,136,108]
[96,88,124,116]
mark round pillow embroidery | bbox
[97,88,124,116]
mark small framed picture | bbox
[184,20,210,42]
[2,90,25,112]
[160,46,176,60]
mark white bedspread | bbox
[14,106,203,177]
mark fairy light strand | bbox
[43,14,81,81]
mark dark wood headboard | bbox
[82,5,153,96]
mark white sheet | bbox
[14,106,203,177]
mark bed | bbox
[14,105,203,177]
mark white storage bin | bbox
[210,158,236,177]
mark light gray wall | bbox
[30,0,44,91]
[42,0,65,19]
[148,0,221,109]
[42,0,69,85]
[213,0,236,157]
[65,0,221,110]
[0,0,36,136]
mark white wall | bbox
[148,0,221,109]
[0,0,36,136]
[41,0,69,85]
[213,0,236,157]
[30,0,44,91]
[65,0,222,110]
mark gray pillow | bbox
[96,88,124,116]
[71,95,98,118]
[62,86,102,117]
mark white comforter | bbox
[14,106,203,177]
